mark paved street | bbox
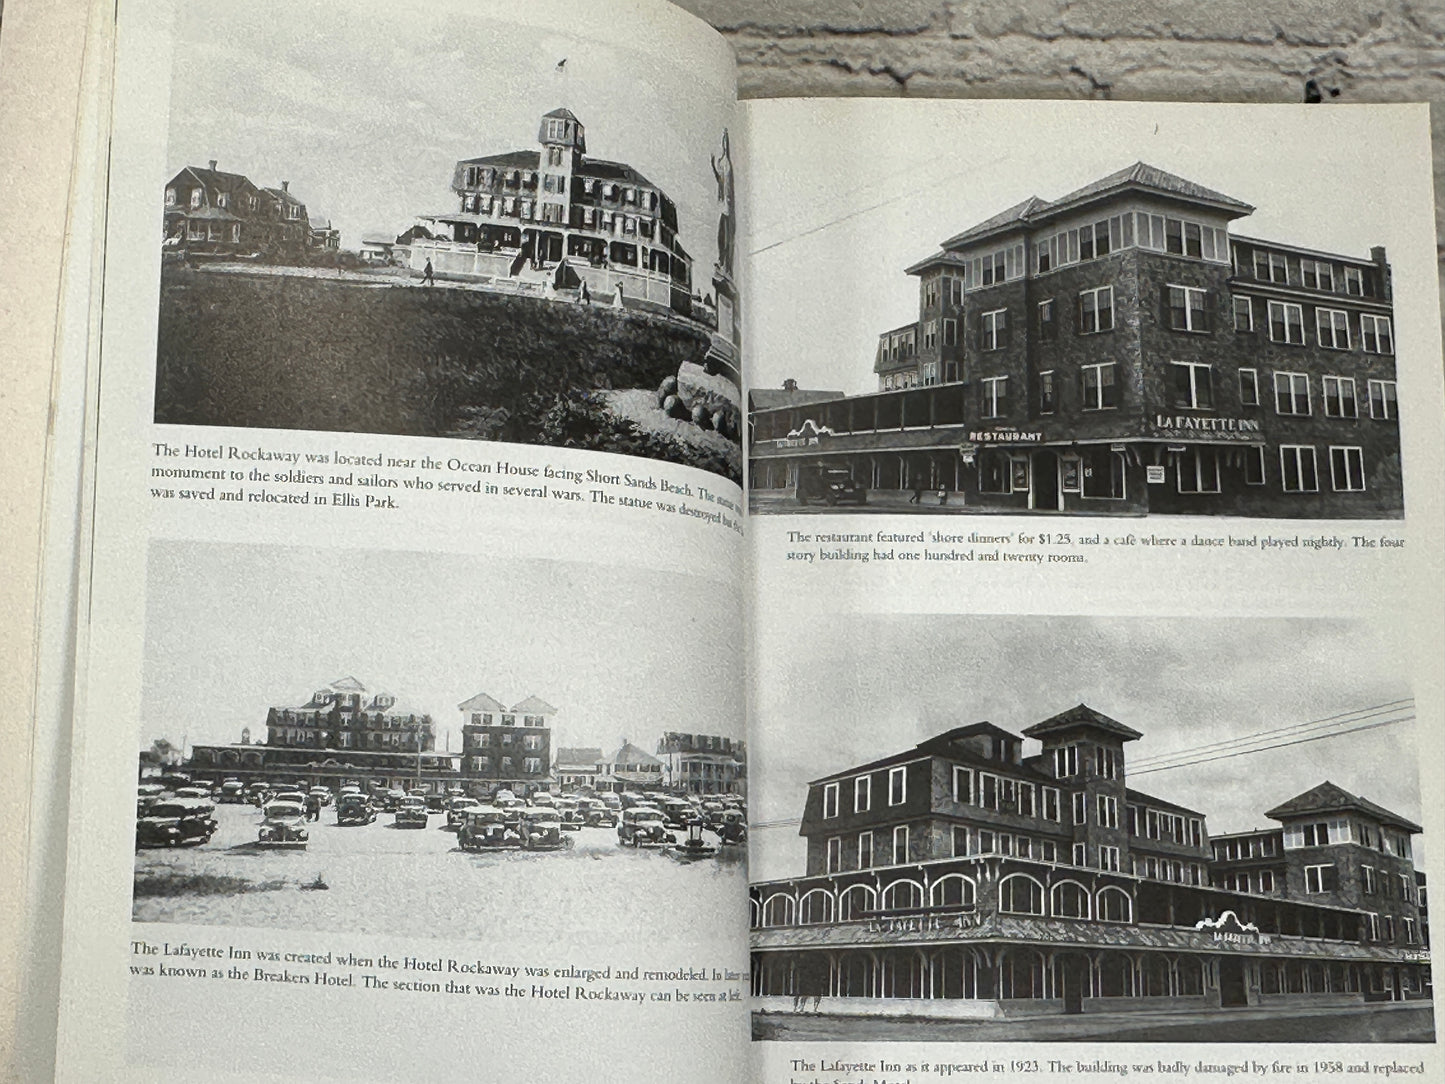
[754,1002,1435,1043]
[749,489,1145,516]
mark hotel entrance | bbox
[1030,449,1061,512]
[1219,957,1249,1007]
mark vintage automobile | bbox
[424,792,447,814]
[617,806,676,848]
[136,783,165,817]
[272,790,307,807]
[335,793,375,826]
[173,786,212,801]
[136,797,217,847]
[598,792,622,812]
[659,798,699,831]
[394,796,430,829]
[520,808,573,851]
[456,807,518,851]
[157,771,192,791]
[575,797,616,828]
[796,464,868,506]
[714,809,747,846]
[246,781,272,806]
[446,797,484,829]
[217,780,247,804]
[378,788,405,812]
[530,791,556,808]
[338,783,362,798]
[309,786,333,807]
[257,800,309,849]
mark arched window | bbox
[1096,886,1132,923]
[999,874,1045,915]
[1051,880,1091,919]
[1142,954,1172,997]
[881,879,924,912]
[930,874,977,910]
[748,898,761,929]
[761,893,795,928]
[799,889,835,925]
[999,948,1047,999]
[837,884,876,921]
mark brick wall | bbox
[678,1,1445,267]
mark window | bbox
[1169,361,1214,410]
[523,757,541,773]
[1166,218,1184,254]
[1361,315,1393,354]
[854,775,871,813]
[892,824,909,864]
[1301,258,1335,291]
[1239,368,1260,407]
[1404,917,1418,944]
[1039,371,1056,414]
[1306,864,1332,893]
[1018,783,1036,817]
[1344,266,1364,295]
[981,376,1008,418]
[1254,250,1289,283]
[1274,372,1311,416]
[1167,285,1209,332]
[1329,446,1366,491]
[1280,445,1319,493]
[858,831,873,869]
[952,766,973,804]
[1042,787,1060,822]
[999,875,1044,915]
[1081,363,1117,410]
[1072,842,1088,866]
[1232,295,1254,332]
[1362,865,1378,895]
[1300,821,1331,847]
[823,783,839,819]
[189,188,203,209]
[951,826,970,857]
[1038,300,1056,341]
[888,766,906,806]
[1176,447,1221,493]
[1244,445,1266,486]
[1268,301,1305,344]
[1322,376,1358,418]
[826,837,841,873]
[1054,745,1078,778]
[1366,379,1397,422]
[523,734,542,751]
[1097,794,1119,829]
[981,309,1007,351]
[1258,870,1274,893]
[1039,840,1057,862]
[1365,913,1381,941]
[1316,308,1351,349]
[1078,286,1114,333]
[1100,845,1121,872]
[977,829,995,854]
[1081,446,1126,500]
[1052,881,1090,918]
[1072,792,1087,825]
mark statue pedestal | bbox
[703,265,740,387]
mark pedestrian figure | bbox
[909,483,922,505]
[792,993,805,1013]
[937,487,948,505]
[422,258,434,286]
[579,280,590,305]
[811,994,822,1013]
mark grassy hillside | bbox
[154,269,732,476]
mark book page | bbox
[51,2,750,1081]
[740,98,1443,1084]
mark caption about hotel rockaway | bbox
[146,439,743,536]
[778,1054,1428,1084]
[781,527,1404,568]
[130,936,743,1008]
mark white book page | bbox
[53,2,750,1081]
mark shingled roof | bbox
[1021,703,1144,742]
[1264,781,1422,834]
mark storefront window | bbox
[1081,447,1126,499]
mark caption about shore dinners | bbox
[778,1055,1427,1084]
[781,527,1404,568]
[130,937,743,1007]
[147,440,743,536]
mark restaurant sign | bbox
[967,429,1044,444]
[1151,415,1263,443]
[866,912,982,935]
[1194,910,1272,946]
[775,418,835,448]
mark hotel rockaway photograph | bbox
[747,161,1403,518]
[747,615,1432,1042]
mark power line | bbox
[1129,714,1412,776]
[1127,699,1412,770]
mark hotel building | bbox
[748,163,1403,517]
[749,705,1429,1019]
[410,108,694,315]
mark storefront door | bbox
[1031,450,1060,511]
[1058,953,1086,1014]
[1218,957,1248,1007]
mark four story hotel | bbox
[749,164,1402,517]
[749,705,1429,1018]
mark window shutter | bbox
[1202,291,1214,333]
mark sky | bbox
[748,613,1421,881]
[741,99,1434,396]
[141,541,743,763]
[163,0,734,257]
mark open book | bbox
[5,0,1444,1080]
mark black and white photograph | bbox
[747,613,1432,1043]
[132,541,746,940]
[745,101,1419,518]
[151,0,743,483]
